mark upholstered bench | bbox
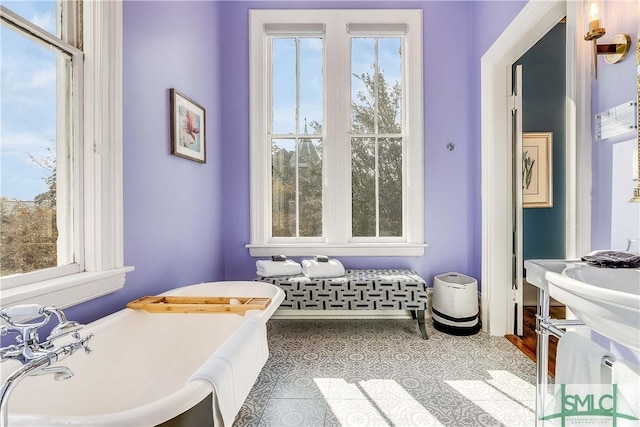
[255,269,429,339]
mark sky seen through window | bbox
[1,0,58,201]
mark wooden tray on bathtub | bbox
[126,296,271,314]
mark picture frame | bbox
[170,89,206,163]
[522,132,553,208]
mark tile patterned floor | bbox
[234,318,539,427]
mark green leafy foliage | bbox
[1,150,58,276]
[271,68,403,238]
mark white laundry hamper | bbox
[432,272,481,335]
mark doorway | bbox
[480,0,592,337]
[515,21,568,339]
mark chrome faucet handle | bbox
[42,307,69,324]
[0,305,48,328]
[0,345,21,361]
[0,306,92,368]
[0,305,85,365]
[45,321,83,342]
[82,334,94,354]
[70,332,94,354]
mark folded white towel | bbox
[555,332,614,387]
[302,258,345,278]
[612,360,640,419]
[256,259,302,277]
[188,317,269,427]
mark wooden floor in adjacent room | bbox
[505,305,565,378]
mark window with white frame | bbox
[0,0,132,308]
[248,10,424,257]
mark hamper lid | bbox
[434,272,477,286]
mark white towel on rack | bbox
[301,258,345,278]
[256,259,302,277]
[555,332,614,386]
[612,360,640,419]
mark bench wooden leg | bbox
[417,310,428,340]
[410,310,417,320]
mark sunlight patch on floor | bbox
[445,370,536,426]
[315,378,446,427]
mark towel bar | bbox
[537,318,615,367]
[535,287,616,427]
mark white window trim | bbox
[248,9,425,257]
[0,0,133,309]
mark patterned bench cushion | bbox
[256,269,428,310]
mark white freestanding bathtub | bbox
[1,281,284,426]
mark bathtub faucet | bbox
[0,305,94,427]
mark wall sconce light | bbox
[584,0,631,78]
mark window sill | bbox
[0,266,134,309]
[246,243,427,257]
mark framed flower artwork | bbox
[170,89,206,163]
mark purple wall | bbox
[590,0,638,250]
[468,0,527,279]
[36,0,636,356]
[219,0,524,286]
[62,0,528,325]
[588,1,639,359]
[64,0,225,324]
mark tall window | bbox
[1,1,78,277]
[249,10,424,257]
[271,36,324,239]
[0,1,130,308]
[350,36,403,238]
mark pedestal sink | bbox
[545,266,640,350]
[524,259,581,293]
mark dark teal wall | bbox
[515,23,566,260]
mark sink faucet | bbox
[0,305,93,427]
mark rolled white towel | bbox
[302,258,345,278]
[256,259,302,277]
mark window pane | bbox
[0,24,73,276]
[351,137,376,237]
[351,37,402,135]
[378,138,402,237]
[377,38,402,134]
[271,137,323,238]
[272,139,296,237]
[351,38,375,134]
[351,137,403,238]
[272,37,324,135]
[2,1,58,35]
[272,38,296,134]
[270,35,324,239]
[298,138,322,237]
[299,38,323,134]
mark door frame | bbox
[511,64,524,336]
[480,0,593,336]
